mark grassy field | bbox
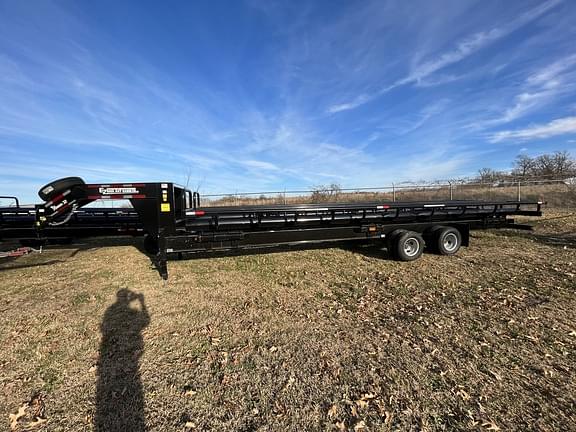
[1,210,575,431]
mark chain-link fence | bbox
[3,179,572,209]
[201,177,576,208]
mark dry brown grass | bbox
[1,210,575,431]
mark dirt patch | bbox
[1,210,575,431]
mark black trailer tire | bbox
[386,229,407,258]
[393,231,424,261]
[424,225,444,253]
[434,227,462,255]
[38,177,85,201]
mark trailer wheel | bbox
[434,227,462,255]
[38,177,85,201]
[393,231,424,261]
[386,229,407,258]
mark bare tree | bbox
[478,168,493,182]
[513,154,535,177]
[511,151,575,179]
[477,168,503,183]
[311,183,342,203]
[534,154,556,177]
[551,150,575,177]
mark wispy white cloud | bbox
[327,0,563,113]
[526,54,576,87]
[457,52,576,135]
[401,31,503,86]
[489,116,576,142]
[405,0,562,83]
[500,54,576,123]
[327,94,372,114]
[405,99,450,134]
[241,160,281,171]
[366,99,451,139]
[413,73,466,88]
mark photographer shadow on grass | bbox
[95,289,150,432]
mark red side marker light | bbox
[188,210,206,216]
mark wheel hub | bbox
[403,238,420,256]
[443,232,458,251]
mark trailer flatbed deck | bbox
[0,177,543,279]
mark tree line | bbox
[308,151,576,200]
[477,150,576,183]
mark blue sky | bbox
[1,0,576,202]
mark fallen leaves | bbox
[9,404,27,430]
[482,420,501,431]
[355,392,378,409]
[29,393,46,420]
[9,394,47,430]
[329,392,381,430]
[384,410,393,425]
[488,369,502,381]
[27,417,48,428]
[335,420,346,431]
[456,388,471,401]
[327,404,338,418]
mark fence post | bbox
[392,183,396,202]
[449,181,453,200]
[284,189,287,205]
[517,180,521,202]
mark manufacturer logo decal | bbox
[50,200,67,211]
[99,187,139,195]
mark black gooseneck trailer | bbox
[0,177,543,279]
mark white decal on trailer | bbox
[99,187,139,195]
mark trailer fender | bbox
[455,224,470,247]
